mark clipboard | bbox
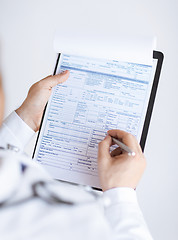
[140,51,163,150]
[33,51,163,189]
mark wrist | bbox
[15,107,38,132]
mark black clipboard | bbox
[33,51,163,189]
[140,51,163,150]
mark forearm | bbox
[103,188,153,240]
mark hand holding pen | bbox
[97,129,146,191]
[112,137,136,156]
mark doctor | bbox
[0,71,153,240]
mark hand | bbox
[97,129,146,191]
[16,70,70,132]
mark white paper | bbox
[34,54,157,188]
[54,31,156,65]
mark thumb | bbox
[98,135,112,166]
[42,70,70,88]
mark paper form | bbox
[34,53,156,188]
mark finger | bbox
[98,135,112,165]
[42,70,70,88]
[111,147,122,157]
[108,129,131,140]
[107,129,140,152]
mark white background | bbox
[0,0,178,239]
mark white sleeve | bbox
[0,111,34,150]
[103,188,153,240]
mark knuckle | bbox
[29,81,41,92]
[35,80,47,91]
[127,132,135,140]
[37,80,44,88]
[28,84,35,94]
[124,132,132,140]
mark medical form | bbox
[34,53,156,188]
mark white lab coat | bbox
[0,112,153,240]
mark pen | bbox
[112,137,136,156]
